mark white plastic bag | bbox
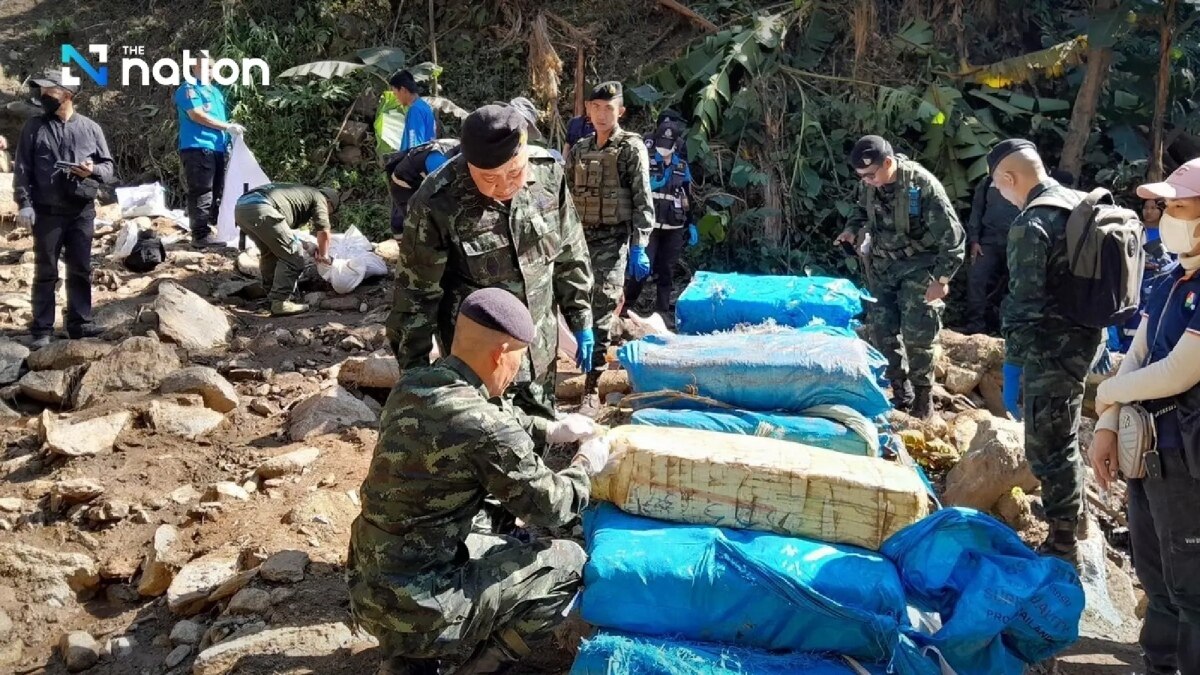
[216,135,271,245]
[116,183,170,219]
[316,226,388,293]
[110,221,142,260]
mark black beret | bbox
[459,288,536,343]
[849,135,894,169]
[389,70,417,93]
[986,138,1038,173]
[587,81,623,101]
[461,104,528,170]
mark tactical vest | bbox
[651,156,689,228]
[862,155,940,260]
[572,134,635,227]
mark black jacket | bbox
[14,112,114,214]
[967,176,1020,246]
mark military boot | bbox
[910,386,934,420]
[270,300,310,317]
[377,656,441,675]
[890,379,914,412]
[451,644,515,675]
[1037,518,1080,567]
[578,371,602,419]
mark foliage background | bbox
[4,0,1200,321]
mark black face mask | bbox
[40,94,62,115]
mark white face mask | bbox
[656,146,673,158]
[1159,213,1200,254]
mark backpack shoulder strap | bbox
[1026,188,1085,212]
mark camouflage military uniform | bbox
[565,129,654,385]
[386,148,594,419]
[347,355,590,663]
[845,155,965,390]
[1002,179,1103,527]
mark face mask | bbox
[1159,213,1200,254]
[39,94,61,115]
[656,146,673,158]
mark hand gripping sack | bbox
[1025,187,1145,328]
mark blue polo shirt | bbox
[1141,265,1200,449]
[400,97,436,152]
[175,82,229,152]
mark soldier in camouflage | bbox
[837,136,965,419]
[990,139,1103,563]
[565,81,655,416]
[386,104,594,420]
[350,288,610,675]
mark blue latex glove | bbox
[687,223,699,247]
[1002,363,1023,421]
[628,245,651,281]
[574,328,595,372]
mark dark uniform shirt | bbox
[967,177,1020,246]
[243,183,334,232]
[14,112,114,213]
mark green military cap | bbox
[587,81,623,102]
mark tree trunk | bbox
[427,0,439,96]
[1059,0,1116,180]
[1149,0,1177,182]
[574,47,585,117]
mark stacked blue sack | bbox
[618,326,890,418]
[630,406,880,456]
[581,504,910,663]
[571,631,888,675]
[674,272,869,334]
[882,508,1085,675]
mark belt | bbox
[873,245,926,260]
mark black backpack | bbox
[1025,187,1145,328]
[124,231,166,273]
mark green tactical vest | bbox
[862,155,939,257]
[572,135,634,227]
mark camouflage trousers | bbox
[348,532,585,662]
[1022,338,1101,522]
[234,201,306,303]
[584,227,630,382]
[867,259,942,388]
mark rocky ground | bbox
[0,206,1143,674]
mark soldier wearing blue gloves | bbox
[624,124,698,320]
[565,81,655,416]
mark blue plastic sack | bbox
[570,631,888,675]
[881,508,1085,675]
[582,504,907,662]
[630,408,876,456]
[675,272,868,334]
[618,326,890,417]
